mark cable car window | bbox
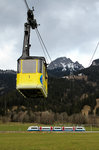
[22,60,36,73]
[17,60,21,73]
[38,60,42,73]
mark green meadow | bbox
[0,123,99,150]
[0,122,32,131]
[0,132,99,150]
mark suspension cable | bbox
[36,28,52,63]
[88,41,99,67]
[24,0,29,10]
[35,28,49,63]
[35,28,55,69]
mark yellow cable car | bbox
[16,5,48,98]
[16,56,48,98]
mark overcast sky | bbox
[0,0,99,70]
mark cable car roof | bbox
[18,56,47,62]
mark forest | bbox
[0,65,99,124]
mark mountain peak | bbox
[48,57,84,71]
[92,59,99,66]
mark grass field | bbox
[0,132,99,150]
[0,122,32,131]
[0,123,99,150]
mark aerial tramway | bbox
[16,0,48,98]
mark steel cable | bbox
[24,0,29,10]
[89,41,99,67]
[35,28,49,63]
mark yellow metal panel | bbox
[17,73,42,86]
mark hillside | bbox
[0,70,16,96]
[0,59,99,124]
[76,64,99,83]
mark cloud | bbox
[0,0,99,70]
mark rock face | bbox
[48,57,84,72]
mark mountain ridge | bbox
[48,57,84,77]
[48,57,84,71]
[0,69,16,74]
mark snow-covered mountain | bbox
[48,57,84,72]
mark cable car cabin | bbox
[16,56,48,98]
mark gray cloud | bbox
[0,0,99,70]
